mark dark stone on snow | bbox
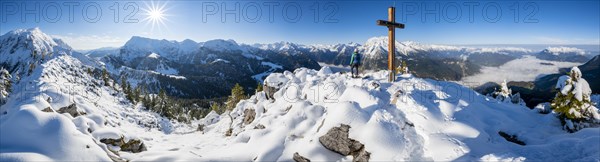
[293,152,311,162]
[57,103,86,117]
[243,109,256,125]
[498,131,526,146]
[319,124,371,162]
[100,137,147,153]
[254,124,266,129]
[263,83,280,100]
[41,107,55,112]
[197,124,205,132]
[225,128,233,136]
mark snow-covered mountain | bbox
[537,46,593,63]
[0,28,174,161]
[102,35,320,98]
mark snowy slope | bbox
[126,68,599,161]
[0,28,179,161]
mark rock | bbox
[41,107,55,112]
[57,103,86,117]
[121,139,147,153]
[243,109,256,125]
[293,152,311,162]
[498,131,526,146]
[225,128,233,136]
[353,149,371,162]
[197,124,205,132]
[254,124,265,129]
[100,137,147,153]
[263,84,280,100]
[319,124,371,162]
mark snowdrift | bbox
[133,68,599,161]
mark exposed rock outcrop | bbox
[254,124,265,129]
[293,152,311,162]
[243,109,256,125]
[100,137,147,153]
[57,103,86,117]
[319,124,371,162]
[41,107,55,112]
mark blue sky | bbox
[1,0,599,50]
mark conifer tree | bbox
[0,68,12,105]
[551,67,600,131]
[226,83,247,110]
[256,82,263,93]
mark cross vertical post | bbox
[388,7,395,82]
[377,7,405,82]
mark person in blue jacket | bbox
[350,49,361,78]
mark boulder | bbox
[254,124,266,129]
[57,103,86,117]
[225,128,233,136]
[243,109,256,125]
[293,152,311,162]
[41,107,55,113]
[263,84,279,100]
[100,137,147,153]
[197,124,205,132]
[319,124,371,162]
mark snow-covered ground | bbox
[132,68,598,161]
[2,59,599,161]
[461,56,582,86]
[251,62,283,82]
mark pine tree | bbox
[490,80,524,105]
[256,82,263,93]
[0,68,12,105]
[102,68,110,86]
[551,67,599,131]
[133,86,141,103]
[226,83,247,110]
[210,102,223,114]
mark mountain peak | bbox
[202,39,240,51]
[542,46,586,55]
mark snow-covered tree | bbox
[551,67,600,132]
[0,68,12,105]
[397,60,410,75]
[489,80,525,106]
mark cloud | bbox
[51,34,126,50]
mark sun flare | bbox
[142,1,169,32]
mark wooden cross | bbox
[377,7,405,82]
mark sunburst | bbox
[141,1,170,32]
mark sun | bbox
[148,8,164,20]
[141,1,170,32]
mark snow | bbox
[544,47,587,55]
[211,59,230,64]
[251,62,283,82]
[147,53,160,58]
[460,55,581,86]
[0,105,112,161]
[556,67,592,102]
[119,69,600,161]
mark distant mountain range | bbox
[2,28,598,100]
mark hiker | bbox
[350,49,361,78]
